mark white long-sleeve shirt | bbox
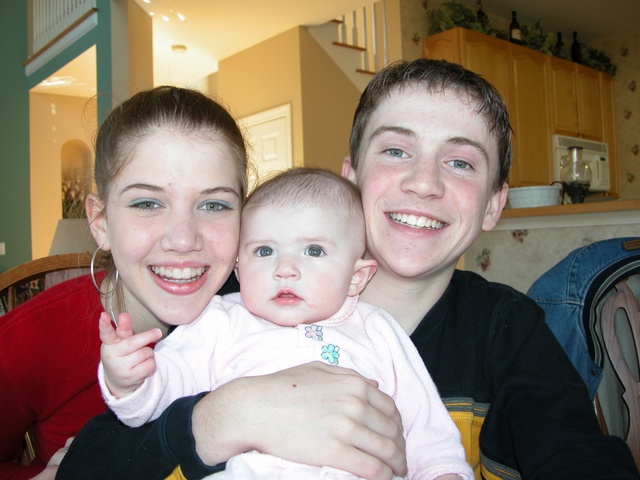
[100,293,472,480]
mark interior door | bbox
[241,104,293,191]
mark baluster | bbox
[362,7,369,71]
[340,14,347,44]
[351,11,358,47]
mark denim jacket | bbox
[527,237,640,399]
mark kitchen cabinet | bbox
[548,56,604,140]
[509,43,552,186]
[423,28,511,109]
[423,27,617,193]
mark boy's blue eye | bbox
[305,245,325,257]
[255,246,273,257]
[385,148,407,158]
[449,159,471,169]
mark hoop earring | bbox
[90,247,119,296]
[90,247,120,326]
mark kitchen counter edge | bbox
[496,199,640,231]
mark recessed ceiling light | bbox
[177,12,186,21]
[171,44,187,53]
[161,15,170,22]
[40,76,77,87]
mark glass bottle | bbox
[560,146,592,203]
[476,1,487,30]
[509,11,522,44]
[552,32,564,57]
[571,31,581,63]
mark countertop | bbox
[496,199,640,230]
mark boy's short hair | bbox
[349,59,512,191]
[245,168,367,252]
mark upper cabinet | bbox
[423,27,617,194]
[548,57,603,140]
[508,43,551,188]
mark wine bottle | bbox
[571,31,581,63]
[552,32,564,57]
[509,11,522,44]
[476,1,487,29]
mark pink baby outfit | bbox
[100,293,472,480]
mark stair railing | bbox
[28,0,96,59]
[336,0,388,74]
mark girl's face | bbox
[89,129,243,328]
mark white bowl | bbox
[507,185,562,209]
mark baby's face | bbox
[236,203,362,326]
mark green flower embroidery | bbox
[321,344,340,365]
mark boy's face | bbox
[236,204,366,326]
[344,85,508,281]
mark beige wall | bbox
[591,32,640,200]
[219,26,361,175]
[128,0,154,95]
[219,28,304,170]
[398,0,429,61]
[298,28,362,173]
[29,93,96,258]
[110,0,153,103]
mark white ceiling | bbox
[32,0,640,97]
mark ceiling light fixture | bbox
[40,76,76,87]
[171,44,187,54]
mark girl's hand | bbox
[29,437,75,480]
[99,312,162,398]
[192,362,407,480]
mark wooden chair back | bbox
[0,252,93,312]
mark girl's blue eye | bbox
[305,245,325,257]
[200,201,231,212]
[130,199,160,210]
[255,246,273,257]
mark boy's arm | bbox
[99,312,161,398]
[57,393,226,480]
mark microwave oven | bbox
[552,134,610,192]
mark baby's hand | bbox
[99,312,162,398]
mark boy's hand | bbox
[99,312,162,398]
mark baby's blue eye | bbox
[255,246,273,257]
[305,245,325,257]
